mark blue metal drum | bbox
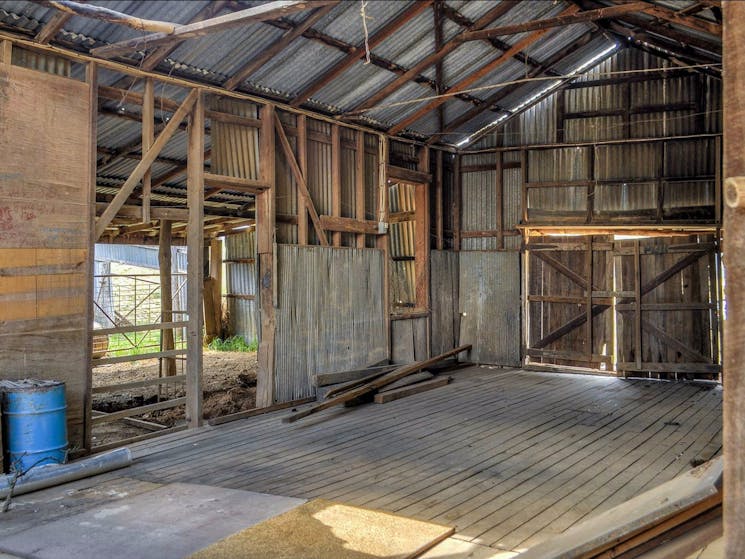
[1,379,68,474]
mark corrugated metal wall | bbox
[224,230,258,344]
[459,251,521,366]
[274,245,387,402]
[460,48,721,230]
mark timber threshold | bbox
[126,366,722,553]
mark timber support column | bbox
[159,220,176,377]
[186,90,204,428]
[724,3,745,554]
[257,104,276,408]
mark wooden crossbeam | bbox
[349,1,517,114]
[35,10,72,44]
[92,1,332,58]
[42,0,175,33]
[635,1,721,36]
[388,5,580,135]
[203,172,271,194]
[532,251,598,292]
[273,112,329,245]
[460,3,648,42]
[223,5,335,91]
[289,1,432,107]
[95,88,199,240]
[140,1,229,72]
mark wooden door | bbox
[525,236,614,370]
[615,235,721,380]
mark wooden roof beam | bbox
[34,10,72,44]
[223,4,335,91]
[39,0,175,33]
[432,30,599,143]
[388,5,580,136]
[260,11,484,108]
[439,2,561,77]
[460,2,648,42]
[91,1,336,59]
[632,0,721,37]
[349,1,518,115]
[289,1,433,107]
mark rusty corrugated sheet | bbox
[274,245,387,402]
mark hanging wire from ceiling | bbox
[360,0,372,65]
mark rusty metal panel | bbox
[459,251,521,366]
[274,245,387,402]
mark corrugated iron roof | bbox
[0,0,720,147]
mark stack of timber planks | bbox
[284,345,471,423]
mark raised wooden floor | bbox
[128,366,723,553]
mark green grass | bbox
[105,331,171,357]
[208,336,257,352]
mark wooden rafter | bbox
[459,2,648,42]
[388,5,580,135]
[91,1,335,59]
[633,1,721,37]
[95,88,199,239]
[273,112,329,245]
[609,16,720,56]
[138,1,229,72]
[223,4,335,92]
[349,1,518,116]
[434,30,598,142]
[289,1,433,107]
[40,0,175,33]
[35,10,71,44]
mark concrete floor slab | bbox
[0,483,304,559]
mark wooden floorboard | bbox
[124,366,722,553]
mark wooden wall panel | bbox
[391,317,429,364]
[0,64,93,450]
[430,250,459,355]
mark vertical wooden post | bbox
[634,240,642,371]
[297,115,308,245]
[159,220,176,377]
[84,61,97,450]
[355,130,366,248]
[453,153,461,251]
[377,136,390,359]
[415,146,430,313]
[331,124,341,246]
[257,104,276,408]
[723,4,745,554]
[556,89,565,144]
[496,151,504,250]
[0,40,12,65]
[142,78,154,223]
[210,236,222,337]
[656,142,665,223]
[186,90,204,428]
[715,136,722,225]
[521,149,528,224]
[585,236,593,363]
[588,145,596,224]
[435,150,443,251]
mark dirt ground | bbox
[91,350,257,447]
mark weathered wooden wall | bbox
[430,250,459,355]
[459,251,521,366]
[391,317,429,364]
[274,245,387,403]
[0,62,93,450]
